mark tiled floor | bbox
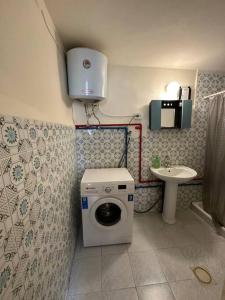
[67,209,225,300]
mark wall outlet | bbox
[134,113,142,120]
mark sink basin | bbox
[150,166,197,183]
[150,165,197,224]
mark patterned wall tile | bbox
[76,128,126,181]
[0,115,78,300]
[75,71,225,212]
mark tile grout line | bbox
[100,246,103,293]
[127,248,137,289]
[167,281,177,300]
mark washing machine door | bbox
[90,197,128,230]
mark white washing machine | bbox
[81,168,135,247]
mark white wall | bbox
[0,0,73,125]
[74,64,196,130]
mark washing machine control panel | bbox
[102,184,128,194]
[104,187,112,193]
[82,183,134,195]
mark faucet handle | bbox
[164,155,171,168]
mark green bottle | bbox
[152,155,161,168]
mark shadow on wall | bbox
[38,0,72,111]
[56,48,72,110]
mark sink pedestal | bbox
[162,182,178,224]
[150,165,197,225]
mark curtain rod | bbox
[204,90,225,99]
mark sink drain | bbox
[192,266,212,284]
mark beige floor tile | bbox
[165,224,198,247]
[68,256,101,295]
[106,288,138,300]
[66,291,107,300]
[137,283,175,300]
[101,253,135,291]
[146,227,175,249]
[170,279,223,300]
[129,250,166,286]
[184,217,219,246]
[101,243,129,255]
[179,243,214,266]
[128,229,154,253]
[133,213,164,233]
[157,247,194,282]
[176,209,203,224]
[180,242,225,283]
[75,234,101,259]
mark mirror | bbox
[149,100,192,130]
[161,109,175,128]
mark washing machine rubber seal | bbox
[89,197,128,230]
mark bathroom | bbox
[0,0,225,299]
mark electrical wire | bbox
[134,197,161,214]
[34,0,65,55]
[134,182,165,213]
[84,104,91,125]
[98,104,137,118]
[72,101,76,125]
[84,104,101,125]
[91,104,101,125]
[40,10,65,54]
[129,115,136,124]
[118,131,131,168]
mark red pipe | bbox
[75,123,203,184]
[75,123,142,128]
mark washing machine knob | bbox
[105,187,112,193]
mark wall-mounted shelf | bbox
[149,100,192,130]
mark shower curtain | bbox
[203,94,225,227]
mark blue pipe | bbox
[179,182,202,186]
[135,181,202,189]
[135,184,162,189]
[76,126,128,168]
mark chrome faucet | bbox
[164,155,171,168]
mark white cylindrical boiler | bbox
[66,48,107,102]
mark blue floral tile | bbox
[0,262,13,297]
[37,137,46,156]
[28,126,37,143]
[17,196,30,220]
[1,124,19,147]
[9,162,25,186]
[23,228,34,250]
[0,114,78,299]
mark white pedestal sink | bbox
[150,166,197,224]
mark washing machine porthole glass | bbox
[95,203,121,226]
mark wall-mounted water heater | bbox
[66,48,107,102]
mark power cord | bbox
[84,104,101,125]
[134,183,165,214]
[84,104,91,125]
[129,115,136,124]
[34,0,65,54]
[118,131,132,168]
[134,197,161,213]
[84,103,140,125]
[97,104,139,119]
[72,101,76,125]
[92,105,101,125]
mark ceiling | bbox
[45,0,225,71]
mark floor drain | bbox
[192,266,212,284]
